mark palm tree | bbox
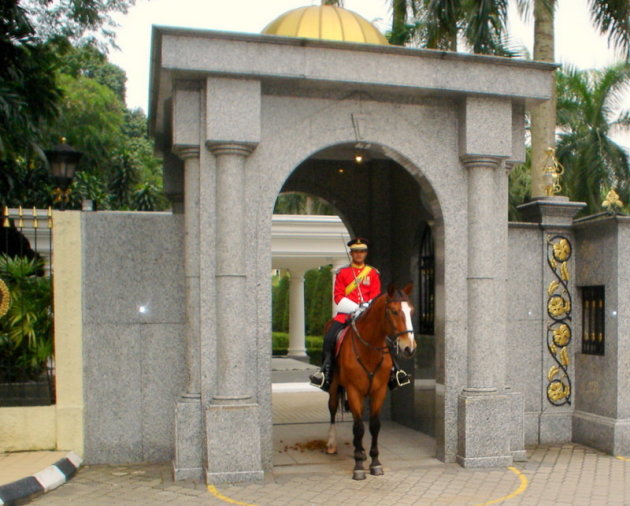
[389,0,513,55]
[554,64,630,214]
[529,0,630,198]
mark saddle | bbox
[334,326,351,357]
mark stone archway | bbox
[151,26,553,484]
[269,142,444,452]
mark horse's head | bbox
[384,283,416,359]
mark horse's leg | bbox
[347,388,367,480]
[368,387,387,476]
[326,384,338,454]
[368,415,383,475]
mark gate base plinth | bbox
[457,391,513,468]
[205,402,263,485]
[173,395,203,480]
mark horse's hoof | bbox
[352,470,366,480]
[326,446,337,455]
[370,466,384,476]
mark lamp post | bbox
[45,138,82,210]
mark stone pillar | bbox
[288,269,308,360]
[172,84,203,480]
[201,77,262,484]
[204,142,263,484]
[518,197,585,445]
[457,155,512,468]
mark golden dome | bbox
[262,5,389,46]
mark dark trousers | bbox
[323,320,345,358]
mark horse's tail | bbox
[337,386,349,416]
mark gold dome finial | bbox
[262,5,388,45]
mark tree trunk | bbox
[391,0,407,46]
[530,0,556,198]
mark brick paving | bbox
[30,444,630,505]
[8,374,630,505]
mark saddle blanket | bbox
[335,326,351,357]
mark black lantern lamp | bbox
[45,137,82,208]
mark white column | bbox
[287,269,307,359]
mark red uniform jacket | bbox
[333,264,381,323]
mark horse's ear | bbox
[387,283,396,297]
[402,283,413,296]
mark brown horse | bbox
[326,283,416,480]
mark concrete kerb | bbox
[0,452,82,505]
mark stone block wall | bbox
[81,212,186,464]
[573,216,630,455]
[507,223,544,445]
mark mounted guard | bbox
[309,238,411,392]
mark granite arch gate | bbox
[151,27,555,484]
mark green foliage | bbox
[273,193,336,215]
[132,182,168,211]
[387,0,514,56]
[0,158,54,208]
[57,42,127,101]
[0,1,61,161]
[555,65,630,215]
[272,274,290,332]
[21,0,136,44]
[304,266,332,336]
[0,255,53,381]
[50,72,125,172]
[508,151,532,221]
[272,333,324,366]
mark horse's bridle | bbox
[349,298,414,394]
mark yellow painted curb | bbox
[476,466,529,506]
[207,485,258,506]
[615,456,630,462]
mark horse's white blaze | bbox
[326,424,337,454]
[401,302,416,351]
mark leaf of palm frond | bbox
[588,0,630,58]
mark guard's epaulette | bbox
[336,264,350,274]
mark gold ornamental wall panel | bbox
[545,235,573,406]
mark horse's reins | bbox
[349,296,413,394]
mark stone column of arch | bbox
[209,143,256,402]
[174,145,201,397]
[461,155,502,393]
[457,152,513,469]
[202,77,264,484]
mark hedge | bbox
[272,332,323,366]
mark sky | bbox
[109,0,630,146]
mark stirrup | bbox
[389,369,411,390]
[309,370,326,389]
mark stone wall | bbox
[81,212,186,464]
[573,216,630,455]
[507,223,544,445]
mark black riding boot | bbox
[309,352,332,391]
[309,320,344,392]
